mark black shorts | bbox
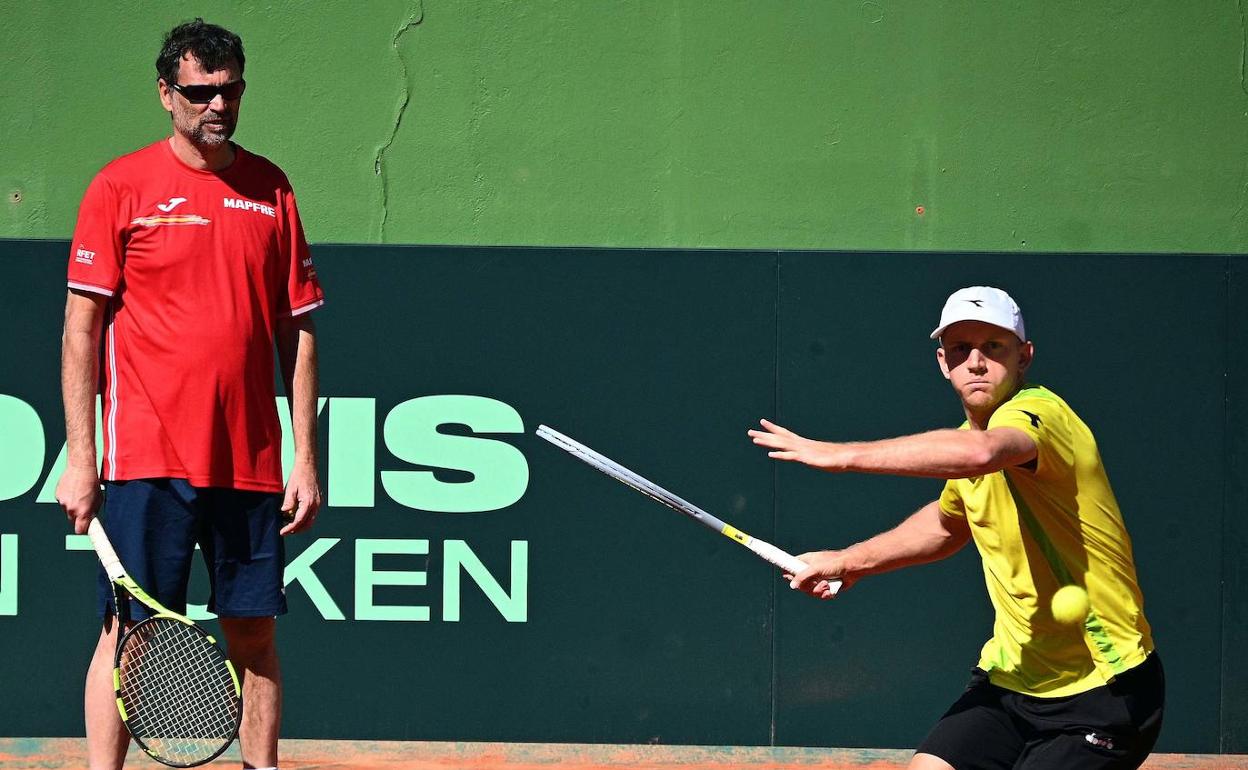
[96,478,288,620]
[916,653,1165,770]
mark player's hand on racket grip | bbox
[55,462,102,534]
[748,419,846,471]
[280,461,322,535]
[786,550,854,599]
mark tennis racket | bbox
[536,425,841,594]
[87,518,243,767]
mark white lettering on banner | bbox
[25,395,528,509]
[0,395,45,501]
[4,392,533,624]
[60,534,526,622]
[443,539,528,622]
[356,539,430,621]
[0,535,16,616]
[284,537,346,621]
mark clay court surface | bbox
[0,740,1244,770]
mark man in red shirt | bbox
[55,19,323,770]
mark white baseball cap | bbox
[930,286,1026,341]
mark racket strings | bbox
[119,618,240,765]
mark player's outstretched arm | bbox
[749,418,1035,479]
[787,500,970,599]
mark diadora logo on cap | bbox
[223,197,276,218]
[965,299,985,307]
[156,196,187,213]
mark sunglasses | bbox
[169,79,246,104]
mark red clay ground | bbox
[0,739,1243,769]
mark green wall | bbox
[3,1,1246,251]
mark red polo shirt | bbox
[67,139,324,492]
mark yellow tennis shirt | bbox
[938,384,1154,697]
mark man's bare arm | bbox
[55,290,107,533]
[788,500,971,598]
[275,313,321,534]
[750,419,1036,479]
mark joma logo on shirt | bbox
[223,197,276,218]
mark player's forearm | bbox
[829,429,1029,479]
[278,316,319,466]
[61,307,103,467]
[840,501,970,577]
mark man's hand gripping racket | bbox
[537,425,842,596]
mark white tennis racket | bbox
[537,425,841,594]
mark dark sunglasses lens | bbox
[220,80,246,100]
[178,86,216,103]
[177,80,245,103]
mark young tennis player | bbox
[750,286,1163,770]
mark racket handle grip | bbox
[748,541,843,596]
[87,518,126,581]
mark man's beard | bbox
[189,114,235,147]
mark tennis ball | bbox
[1051,585,1089,626]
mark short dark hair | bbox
[156,18,245,84]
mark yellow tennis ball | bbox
[1051,585,1089,625]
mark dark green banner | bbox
[0,241,1241,751]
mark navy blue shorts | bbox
[916,653,1165,770]
[96,478,287,620]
